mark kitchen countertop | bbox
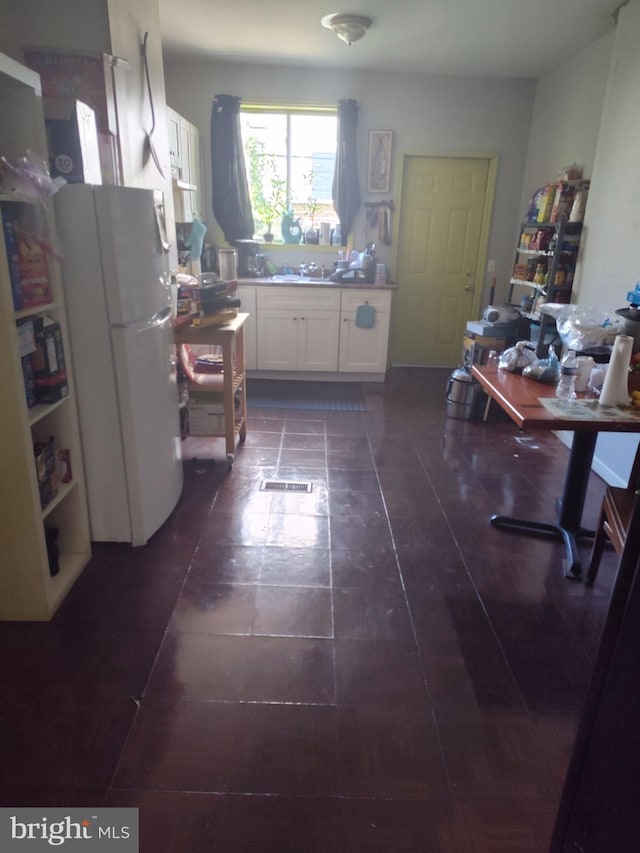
[236,276,397,290]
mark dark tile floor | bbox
[0,368,620,851]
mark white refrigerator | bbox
[55,184,183,546]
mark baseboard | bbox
[245,370,386,383]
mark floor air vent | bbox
[260,480,313,493]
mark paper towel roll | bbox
[599,334,633,406]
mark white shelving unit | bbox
[0,52,91,620]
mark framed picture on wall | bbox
[367,130,392,193]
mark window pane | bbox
[240,113,288,238]
[241,109,337,242]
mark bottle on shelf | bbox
[533,263,546,285]
[556,350,579,399]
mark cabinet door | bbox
[339,312,391,373]
[188,122,201,214]
[339,290,392,373]
[167,107,181,172]
[236,286,257,370]
[299,310,339,371]
[257,309,299,370]
[179,121,192,183]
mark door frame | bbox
[390,149,499,350]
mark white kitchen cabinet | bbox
[0,53,91,620]
[167,106,201,223]
[339,289,392,373]
[256,287,341,371]
[236,285,257,369]
[167,106,181,172]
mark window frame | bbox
[240,103,339,248]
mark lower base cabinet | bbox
[256,287,341,371]
[254,285,391,374]
[339,289,391,373]
[258,309,340,371]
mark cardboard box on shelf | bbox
[32,315,66,378]
[187,389,225,436]
[21,354,37,408]
[465,321,517,340]
[23,48,118,135]
[34,371,69,404]
[44,98,102,184]
[34,437,58,510]
[1,202,52,309]
[23,48,124,184]
[550,181,577,223]
[188,407,225,436]
[537,183,557,223]
[463,334,506,366]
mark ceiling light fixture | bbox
[321,13,372,46]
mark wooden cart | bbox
[174,312,248,466]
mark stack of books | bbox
[192,281,241,327]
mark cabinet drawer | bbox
[341,289,391,312]
[257,286,341,311]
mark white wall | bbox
[163,56,536,304]
[520,3,640,485]
[577,0,640,484]
[520,30,614,211]
[0,0,110,54]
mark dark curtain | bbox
[210,95,254,242]
[332,99,361,246]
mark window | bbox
[240,107,338,243]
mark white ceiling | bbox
[159,0,622,78]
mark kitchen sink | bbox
[269,274,337,284]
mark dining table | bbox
[471,363,640,580]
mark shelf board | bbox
[517,249,554,256]
[28,394,69,426]
[15,301,61,321]
[510,278,545,290]
[47,549,92,615]
[41,478,77,520]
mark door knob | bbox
[464,283,475,292]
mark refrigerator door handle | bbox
[112,306,172,333]
[154,193,171,252]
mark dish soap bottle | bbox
[556,350,578,399]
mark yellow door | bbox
[390,156,490,366]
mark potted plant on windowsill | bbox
[302,170,321,244]
[258,178,286,243]
[246,136,287,243]
[304,193,321,245]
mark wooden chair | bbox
[586,442,640,586]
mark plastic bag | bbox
[544,303,621,351]
[522,345,560,383]
[0,150,62,202]
[498,340,537,373]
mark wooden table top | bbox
[472,363,640,433]
[173,312,248,344]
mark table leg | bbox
[490,431,598,580]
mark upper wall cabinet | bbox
[167,106,201,223]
